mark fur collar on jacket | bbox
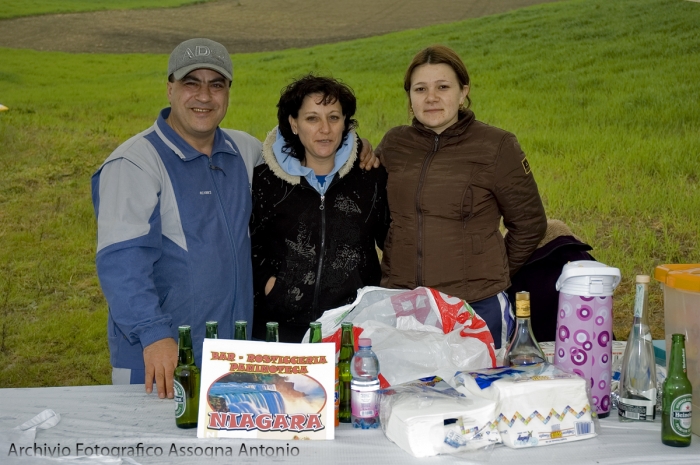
[261,127,358,185]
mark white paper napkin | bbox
[0,409,61,447]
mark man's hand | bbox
[265,276,277,296]
[143,338,178,399]
[358,138,380,171]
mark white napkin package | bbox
[453,364,597,448]
[380,378,500,457]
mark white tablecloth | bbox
[1,384,699,464]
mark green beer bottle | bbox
[234,320,247,340]
[266,321,279,342]
[309,322,323,343]
[662,334,693,447]
[205,321,218,339]
[338,322,355,423]
[174,325,200,429]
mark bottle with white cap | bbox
[618,275,657,422]
[350,337,381,429]
[554,260,621,418]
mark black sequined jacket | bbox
[250,129,390,342]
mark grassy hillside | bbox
[0,0,215,19]
[1,0,699,387]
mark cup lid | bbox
[556,260,621,296]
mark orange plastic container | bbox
[654,264,700,435]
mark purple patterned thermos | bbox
[554,261,621,418]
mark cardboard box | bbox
[655,264,700,436]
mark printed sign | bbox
[197,339,336,440]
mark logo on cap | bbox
[187,46,211,59]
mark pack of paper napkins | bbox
[381,364,597,457]
[380,377,501,457]
[453,364,597,448]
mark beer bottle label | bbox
[670,394,692,437]
[174,380,186,418]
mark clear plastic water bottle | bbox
[350,337,380,429]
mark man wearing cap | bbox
[92,38,378,399]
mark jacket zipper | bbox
[415,135,440,286]
[312,194,326,315]
[309,174,341,316]
[208,157,238,322]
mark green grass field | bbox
[1,0,699,387]
[0,0,213,19]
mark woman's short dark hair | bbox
[404,45,471,112]
[277,75,358,162]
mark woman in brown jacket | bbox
[376,45,547,349]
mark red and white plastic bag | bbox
[305,286,497,387]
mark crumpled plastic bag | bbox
[305,286,497,387]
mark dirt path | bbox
[0,0,560,54]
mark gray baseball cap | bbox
[168,38,233,81]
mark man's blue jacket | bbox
[91,108,262,372]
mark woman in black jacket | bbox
[250,75,390,342]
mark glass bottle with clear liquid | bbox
[504,291,546,366]
[618,275,657,422]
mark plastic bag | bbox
[305,286,497,387]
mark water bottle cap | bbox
[359,337,371,347]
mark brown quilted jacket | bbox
[376,110,547,302]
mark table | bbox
[1,385,699,464]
